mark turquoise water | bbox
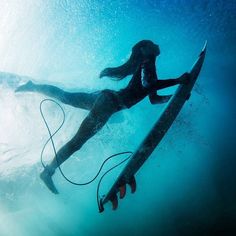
[0,1,235,235]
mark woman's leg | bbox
[40,91,118,193]
[15,81,100,110]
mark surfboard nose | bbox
[200,40,207,56]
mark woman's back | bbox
[116,65,148,109]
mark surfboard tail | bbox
[190,41,207,77]
[99,175,137,212]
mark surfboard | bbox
[99,42,207,212]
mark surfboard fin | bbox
[119,184,127,199]
[128,176,136,193]
[110,194,118,210]
[109,177,136,210]
[99,198,105,213]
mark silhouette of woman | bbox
[16,40,189,193]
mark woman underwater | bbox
[16,40,189,194]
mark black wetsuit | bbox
[115,66,147,108]
[111,61,156,109]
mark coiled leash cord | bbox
[39,98,132,212]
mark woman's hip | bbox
[92,89,126,114]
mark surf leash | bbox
[39,98,132,212]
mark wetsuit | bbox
[109,59,173,109]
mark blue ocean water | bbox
[0,0,235,235]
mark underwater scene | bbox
[0,0,235,235]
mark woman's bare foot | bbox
[40,166,59,194]
[15,80,34,92]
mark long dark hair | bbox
[99,40,157,80]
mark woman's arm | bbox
[142,57,189,105]
[149,92,172,104]
[152,73,190,90]
[142,58,171,104]
[148,73,190,104]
